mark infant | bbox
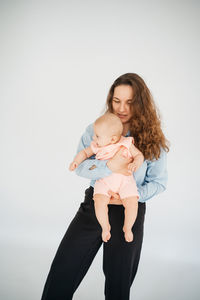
[69,113,144,243]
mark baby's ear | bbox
[111,135,119,143]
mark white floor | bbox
[1,237,199,300]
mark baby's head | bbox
[93,113,123,147]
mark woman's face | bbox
[112,85,133,124]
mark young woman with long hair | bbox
[41,73,169,300]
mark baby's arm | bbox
[69,146,95,171]
[128,143,144,172]
[75,124,112,180]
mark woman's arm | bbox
[75,124,112,180]
[108,149,168,204]
[137,149,168,202]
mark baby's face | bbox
[93,125,112,147]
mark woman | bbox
[41,73,169,300]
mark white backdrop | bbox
[1,0,200,299]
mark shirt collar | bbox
[125,130,130,137]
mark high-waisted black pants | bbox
[41,186,146,300]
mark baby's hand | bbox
[69,161,78,171]
[128,161,139,173]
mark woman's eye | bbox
[113,100,120,103]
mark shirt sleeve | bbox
[137,149,168,202]
[75,124,112,180]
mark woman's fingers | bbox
[124,169,132,175]
[128,163,136,172]
[128,164,132,170]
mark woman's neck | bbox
[122,123,130,136]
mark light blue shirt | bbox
[75,123,168,203]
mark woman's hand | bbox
[106,146,132,176]
[108,190,123,205]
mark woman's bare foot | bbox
[102,225,111,242]
[123,227,133,242]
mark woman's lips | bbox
[117,114,127,118]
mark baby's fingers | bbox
[69,162,77,171]
[108,190,120,200]
[69,165,74,171]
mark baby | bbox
[69,113,144,243]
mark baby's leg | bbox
[121,196,138,242]
[93,193,111,243]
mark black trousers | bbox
[41,186,146,300]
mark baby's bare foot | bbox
[102,230,111,242]
[102,225,111,242]
[124,231,133,242]
[123,226,133,242]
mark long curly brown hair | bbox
[105,73,169,160]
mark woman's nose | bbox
[119,103,126,112]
